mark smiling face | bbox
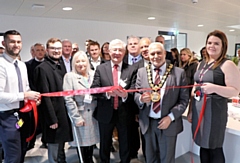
[109,39,126,65]
[47,41,62,60]
[139,38,151,60]
[2,34,22,58]
[148,43,166,68]
[206,36,222,60]
[75,55,88,75]
[127,37,139,57]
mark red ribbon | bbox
[191,94,207,163]
[19,100,38,142]
[20,84,204,142]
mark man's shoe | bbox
[39,143,48,148]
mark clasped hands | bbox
[107,87,128,98]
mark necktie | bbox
[152,68,161,113]
[132,57,137,64]
[113,64,118,109]
[14,61,24,108]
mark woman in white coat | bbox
[63,51,99,163]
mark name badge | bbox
[84,94,92,104]
[119,78,127,88]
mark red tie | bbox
[113,64,118,109]
[152,68,161,113]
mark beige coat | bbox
[63,71,99,146]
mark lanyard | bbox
[198,61,215,82]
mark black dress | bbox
[192,59,228,149]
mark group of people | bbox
[0,29,240,163]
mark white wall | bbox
[0,15,236,61]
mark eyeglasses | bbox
[48,47,62,51]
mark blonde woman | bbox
[179,48,199,94]
[63,51,99,163]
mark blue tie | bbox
[14,60,24,108]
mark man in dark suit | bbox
[34,38,73,163]
[25,43,47,150]
[91,39,137,163]
[88,41,106,71]
[155,35,174,64]
[61,39,72,73]
[134,42,189,163]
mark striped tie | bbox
[152,68,161,113]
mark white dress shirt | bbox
[0,53,30,111]
[62,55,71,73]
[90,56,101,70]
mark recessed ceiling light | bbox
[62,7,72,11]
[229,29,235,32]
[197,24,204,27]
[148,17,155,20]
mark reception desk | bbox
[176,103,240,162]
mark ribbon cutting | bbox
[20,84,205,143]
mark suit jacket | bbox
[25,58,43,90]
[34,57,73,143]
[90,61,138,124]
[60,56,72,73]
[166,51,174,64]
[134,61,189,136]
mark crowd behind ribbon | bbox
[0,29,240,163]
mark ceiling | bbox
[1,0,240,35]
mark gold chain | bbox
[146,63,173,91]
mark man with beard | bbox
[34,38,73,163]
[0,30,40,163]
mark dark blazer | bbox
[90,61,138,124]
[34,57,73,143]
[134,61,189,136]
[25,58,43,90]
[60,56,72,73]
[166,51,174,64]
[89,57,106,71]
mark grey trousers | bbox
[144,118,177,163]
[48,143,59,163]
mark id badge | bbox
[16,119,24,129]
[119,79,127,88]
[84,94,92,104]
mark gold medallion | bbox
[151,92,161,102]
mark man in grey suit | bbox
[134,42,189,163]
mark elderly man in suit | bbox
[134,42,189,163]
[91,39,137,163]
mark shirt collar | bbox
[3,53,17,63]
[35,57,44,62]
[90,56,101,62]
[110,61,123,69]
[151,62,166,74]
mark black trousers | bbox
[99,116,130,163]
[200,147,225,163]
[0,111,22,163]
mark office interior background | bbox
[1,0,240,61]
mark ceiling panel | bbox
[1,0,240,35]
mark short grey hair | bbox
[148,42,165,52]
[127,35,140,44]
[109,39,126,50]
[71,51,90,74]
